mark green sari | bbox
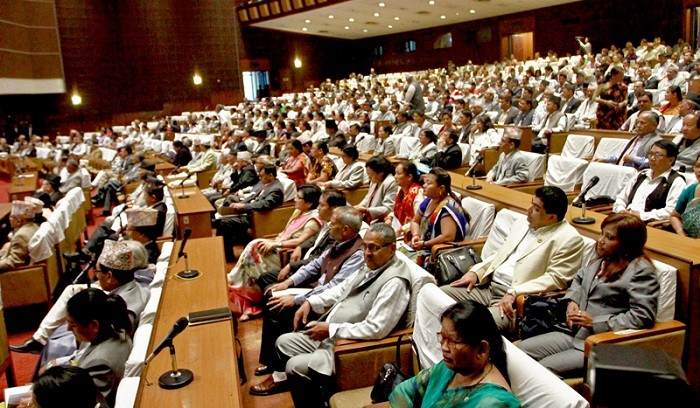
[390,361,520,408]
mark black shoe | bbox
[63,251,91,264]
[10,339,44,354]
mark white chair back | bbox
[521,151,545,181]
[581,162,637,200]
[457,143,470,166]
[652,260,677,322]
[593,138,628,160]
[99,147,118,162]
[545,155,588,192]
[481,208,527,260]
[279,176,298,202]
[561,134,595,158]
[36,147,53,159]
[461,197,495,240]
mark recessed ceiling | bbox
[250,0,582,40]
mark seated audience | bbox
[486,127,529,185]
[431,129,462,170]
[171,140,192,167]
[177,138,217,175]
[670,153,700,237]
[280,140,311,186]
[466,116,500,166]
[306,141,337,183]
[248,206,363,396]
[407,129,438,162]
[201,151,235,202]
[676,111,700,171]
[319,145,365,190]
[407,168,469,266]
[373,125,396,156]
[443,186,584,331]
[215,164,285,262]
[385,161,423,235]
[613,140,686,222]
[355,156,397,224]
[520,213,659,378]
[227,184,323,320]
[390,300,520,407]
[275,223,411,408]
[0,199,40,271]
[59,159,83,194]
[595,111,663,170]
[23,366,106,408]
[532,96,566,153]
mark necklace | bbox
[471,362,493,387]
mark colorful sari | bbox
[284,153,311,186]
[228,209,322,318]
[394,183,423,225]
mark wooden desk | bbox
[7,174,37,201]
[155,161,176,177]
[134,236,241,407]
[169,185,214,239]
[0,203,11,221]
[448,170,700,392]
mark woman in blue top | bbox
[670,153,700,238]
[390,300,520,407]
[407,167,469,266]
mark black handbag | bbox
[432,245,482,286]
[369,334,414,403]
[519,292,571,339]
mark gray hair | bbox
[368,222,396,246]
[335,206,362,233]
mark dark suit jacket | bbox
[644,77,660,89]
[431,144,462,170]
[253,140,271,156]
[515,110,535,126]
[458,123,473,144]
[328,131,347,148]
[242,179,284,212]
[562,97,582,114]
[229,164,259,193]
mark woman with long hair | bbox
[519,213,659,378]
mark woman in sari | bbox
[227,184,323,320]
[409,129,438,162]
[385,161,423,237]
[407,167,469,267]
[595,66,628,130]
[306,141,337,183]
[390,300,519,408]
[670,153,700,238]
[280,139,310,186]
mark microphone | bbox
[572,176,600,225]
[176,228,199,279]
[145,317,189,364]
[177,174,190,198]
[71,258,97,287]
[572,176,600,207]
[465,155,484,190]
[177,228,192,261]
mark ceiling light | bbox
[429,0,435,4]
[328,15,334,19]
[394,16,400,20]
[305,19,311,23]
[387,24,393,28]
[456,12,459,15]
[294,58,302,68]
[349,18,355,22]
[363,29,368,32]
[344,26,349,29]
[379,2,385,6]
[71,94,82,106]
[302,27,308,31]
[470,9,476,14]
[440,15,446,19]
[374,12,380,17]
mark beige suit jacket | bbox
[0,222,39,271]
[471,218,584,296]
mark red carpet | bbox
[0,177,106,394]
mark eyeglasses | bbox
[437,332,467,349]
[362,243,391,253]
[647,152,667,159]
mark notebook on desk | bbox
[188,307,232,326]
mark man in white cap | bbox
[225,150,259,197]
[202,151,235,202]
[485,127,530,185]
[124,207,162,265]
[179,138,217,175]
[0,200,40,271]
[11,239,151,354]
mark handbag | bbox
[369,334,414,403]
[519,292,570,339]
[431,245,482,286]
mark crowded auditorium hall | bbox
[2,0,700,406]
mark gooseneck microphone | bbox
[572,176,600,225]
[465,155,484,190]
[145,317,189,364]
[176,228,200,279]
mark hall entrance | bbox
[501,32,534,61]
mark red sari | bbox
[394,183,422,225]
[284,153,310,186]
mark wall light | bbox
[71,93,82,106]
[193,73,203,85]
[294,57,302,68]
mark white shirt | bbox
[613,168,687,221]
[491,227,540,287]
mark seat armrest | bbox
[583,320,686,356]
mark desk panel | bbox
[169,185,214,239]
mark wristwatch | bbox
[506,288,517,297]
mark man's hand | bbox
[231,203,245,211]
[450,271,478,291]
[304,321,330,341]
[263,279,293,296]
[289,247,303,263]
[267,295,296,312]
[622,154,634,164]
[498,293,516,320]
[293,301,312,330]
[278,264,292,282]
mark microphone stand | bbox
[178,177,189,199]
[467,169,482,190]
[157,340,194,389]
[572,195,595,224]
[176,252,200,279]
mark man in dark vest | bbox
[613,140,686,223]
[248,205,364,396]
[275,223,412,408]
[403,74,425,116]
